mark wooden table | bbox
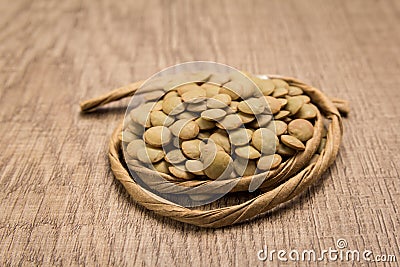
[1,0,399,266]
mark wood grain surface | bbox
[1,0,399,266]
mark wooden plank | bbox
[0,0,399,266]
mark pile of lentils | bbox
[122,73,320,181]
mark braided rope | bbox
[81,75,347,228]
